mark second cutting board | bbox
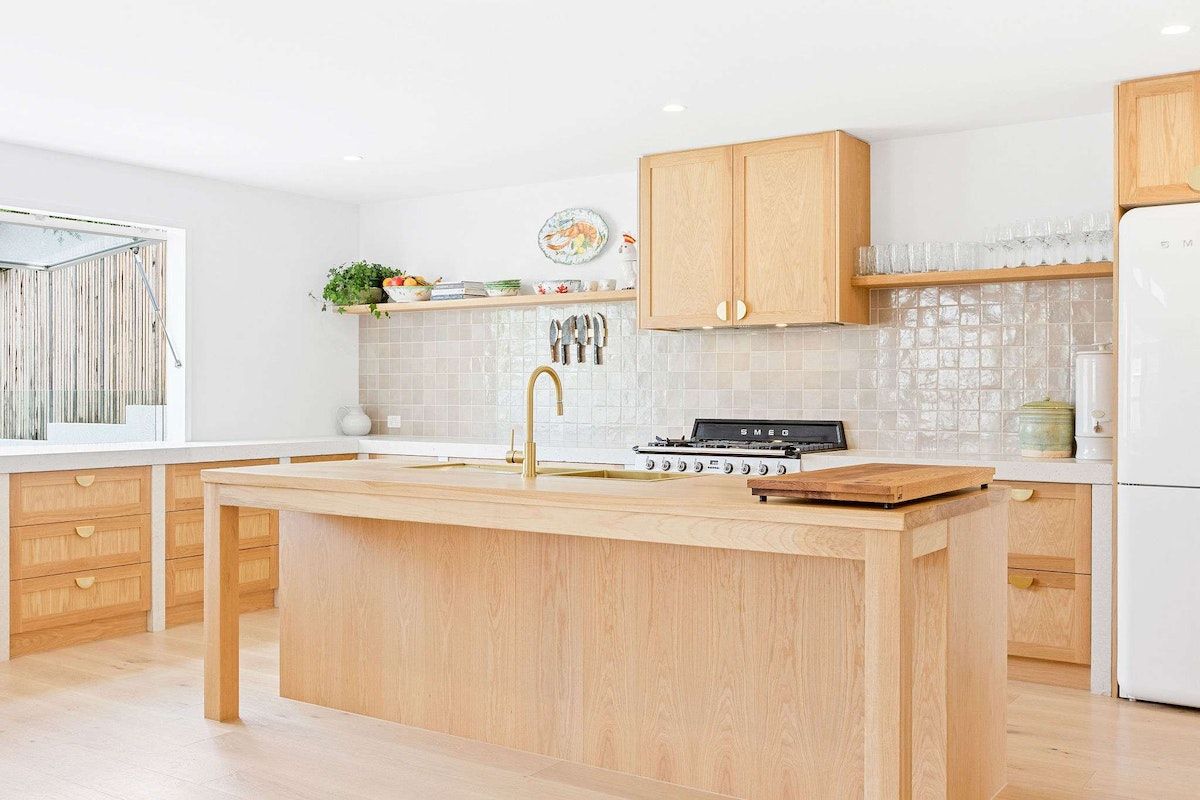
[747,462,995,507]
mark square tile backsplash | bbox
[359,278,1112,456]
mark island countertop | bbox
[201,458,1004,557]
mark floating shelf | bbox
[850,261,1113,289]
[339,288,636,315]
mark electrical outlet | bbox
[386,415,403,429]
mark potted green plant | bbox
[314,261,404,319]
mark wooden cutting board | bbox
[747,463,995,507]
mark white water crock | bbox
[336,405,372,436]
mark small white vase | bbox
[336,405,372,436]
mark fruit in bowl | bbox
[383,274,438,302]
[533,279,581,295]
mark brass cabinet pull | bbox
[735,299,747,320]
[75,475,96,488]
[1008,574,1036,590]
[75,525,96,539]
[1189,165,1200,192]
[74,576,96,590]
[1009,488,1034,502]
[716,301,729,321]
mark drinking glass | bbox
[1095,211,1113,261]
[982,227,1000,268]
[933,242,955,271]
[875,245,892,275]
[1052,216,1075,264]
[996,224,1018,267]
[1032,217,1054,266]
[1015,219,1037,266]
[1077,213,1097,263]
[857,246,871,276]
[889,242,910,274]
[909,242,928,273]
[953,241,981,270]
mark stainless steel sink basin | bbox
[552,469,693,481]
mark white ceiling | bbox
[0,1,1195,204]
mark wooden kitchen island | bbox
[201,461,1008,799]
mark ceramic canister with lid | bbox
[1075,345,1114,460]
[1017,398,1075,458]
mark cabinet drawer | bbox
[166,545,279,608]
[166,459,276,511]
[11,563,150,634]
[10,467,151,526]
[1007,569,1091,665]
[290,453,358,463]
[996,481,1091,574]
[166,508,278,559]
[10,514,150,580]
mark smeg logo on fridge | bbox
[1159,238,1196,249]
[741,428,788,437]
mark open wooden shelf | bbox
[340,288,635,315]
[850,261,1112,289]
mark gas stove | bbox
[632,419,847,476]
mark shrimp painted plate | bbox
[537,208,608,265]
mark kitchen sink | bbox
[551,469,693,481]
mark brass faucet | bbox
[506,365,564,478]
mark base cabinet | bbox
[166,545,278,627]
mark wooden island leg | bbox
[203,483,241,721]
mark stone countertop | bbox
[802,450,1112,485]
[0,437,361,473]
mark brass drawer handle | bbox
[716,301,729,321]
[75,525,96,539]
[1008,574,1036,590]
[1010,488,1034,502]
[75,475,96,488]
[75,576,96,590]
[735,299,747,320]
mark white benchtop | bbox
[0,435,1113,484]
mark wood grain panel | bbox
[279,514,867,799]
[1007,568,1091,665]
[911,549,948,800]
[734,133,835,325]
[1118,71,1200,206]
[9,513,150,579]
[9,466,151,526]
[166,507,278,559]
[7,611,148,658]
[289,453,359,463]
[166,545,278,608]
[638,146,734,329]
[836,131,872,323]
[166,459,276,511]
[996,481,1091,574]
[10,562,149,634]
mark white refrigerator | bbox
[1117,203,1200,707]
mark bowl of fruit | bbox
[383,274,436,302]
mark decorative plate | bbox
[537,208,608,265]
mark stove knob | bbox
[756,462,770,476]
[675,459,688,472]
[660,459,673,472]
[644,457,656,471]
[722,461,735,474]
[776,463,788,476]
[739,462,752,475]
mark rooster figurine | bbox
[618,232,638,289]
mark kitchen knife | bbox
[549,319,561,363]
[593,312,607,364]
[562,316,575,365]
[578,313,591,363]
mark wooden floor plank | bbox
[0,609,1198,799]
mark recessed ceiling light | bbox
[661,103,687,113]
[1161,24,1191,35]
[342,155,365,162]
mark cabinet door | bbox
[1118,72,1200,207]
[734,133,856,326]
[638,146,734,329]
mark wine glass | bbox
[982,227,999,268]
[1032,217,1054,266]
[1015,219,1037,266]
[1095,211,1113,261]
[1053,216,1075,264]
[1077,213,1098,263]
[996,224,1017,267]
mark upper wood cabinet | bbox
[1117,71,1200,207]
[638,131,869,330]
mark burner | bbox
[633,419,847,459]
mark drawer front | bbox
[10,467,151,526]
[1007,569,1091,665]
[166,545,279,608]
[166,459,276,511]
[10,514,151,580]
[166,508,278,559]
[996,481,1091,574]
[11,563,150,634]
[290,453,358,463]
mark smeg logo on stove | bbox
[741,428,788,437]
[1159,239,1196,249]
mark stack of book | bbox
[431,281,488,301]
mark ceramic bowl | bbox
[384,284,432,302]
[485,279,521,297]
[534,279,582,295]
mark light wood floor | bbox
[1,610,1197,799]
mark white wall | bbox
[358,172,637,285]
[0,141,360,441]
[870,113,1113,243]
[358,114,1114,279]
